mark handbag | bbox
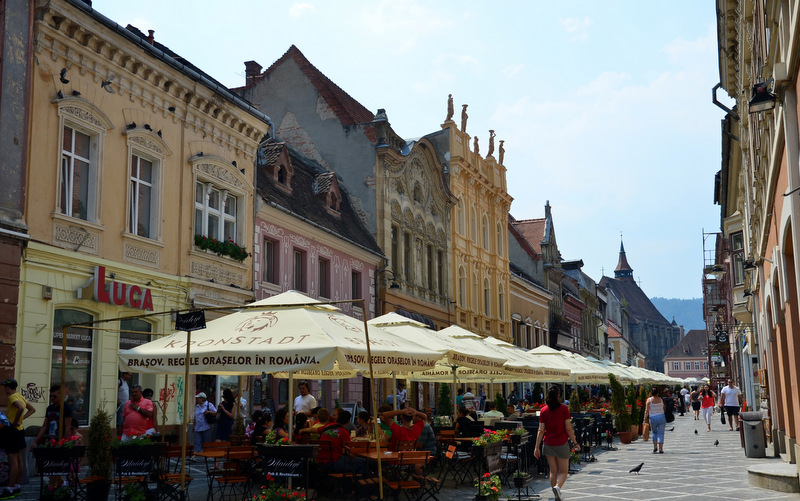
[642,422,650,441]
[204,403,217,424]
[665,407,675,423]
[721,411,726,425]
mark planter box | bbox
[32,446,86,475]
[471,441,503,459]
[509,433,529,445]
[513,475,531,488]
[258,443,317,459]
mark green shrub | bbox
[437,383,452,417]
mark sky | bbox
[91,1,726,300]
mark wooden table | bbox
[352,450,400,461]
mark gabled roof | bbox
[254,45,374,126]
[600,275,672,327]
[508,215,540,261]
[257,141,382,256]
[511,217,546,253]
[664,329,707,358]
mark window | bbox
[60,125,96,221]
[293,249,306,291]
[263,238,278,284]
[52,309,94,426]
[496,222,504,256]
[458,267,466,307]
[482,215,489,250]
[498,286,505,320]
[483,278,491,316]
[694,361,700,370]
[318,258,330,298]
[685,361,691,370]
[456,200,464,235]
[426,245,433,290]
[351,271,362,299]
[403,232,411,281]
[391,225,399,276]
[128,152,158,238]
[703,361,709,369]
[470,208,478,244]
[437,250,444,295]
[195,181,238,242]
[472,273,479,312]
[672,362,680,370]
[731,232,745,285]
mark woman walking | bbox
[644,387,666,453]
[534,385,580,501]
[690,386,701,420]
[699,384,716,432]
[215,388,235,442]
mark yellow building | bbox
[19,0,270,427]
[444,105,513,340]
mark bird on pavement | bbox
[714,440,719,446]
[629,462,644,474]
[694,429,698,434]
[668,427,674,431]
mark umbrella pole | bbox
[161,374,169,433]
[288,372,294,442]
[180,331,191,493]
[451,366,457,420]
[392,372,397,410]
[359,299,383,501]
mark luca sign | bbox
[77,265,154,311]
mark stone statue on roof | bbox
[473,135,479,155]
[499,140,505,164]
[461,104,469,132]
[488,130,496,156]
[446,94,454,122]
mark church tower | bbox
[614,239,634,282]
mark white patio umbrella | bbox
[483,337,572,382]
[119,291,442,375]
[528,345,610,383]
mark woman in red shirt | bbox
[699,384,716,432]
[534,386,580,501]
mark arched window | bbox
[498,285,505,320]
[496,222,504,256]
[482,214,489,250]
[456,200,464,235]
[458,267,466,307]
[470,208,478,244]
[472,273,479,312]
[483,278,491,316]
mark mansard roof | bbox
[664,329,707,358]
[257,45,374,126]
[600,275,672,327]
[511,217,546,253]
[257,141,382,255]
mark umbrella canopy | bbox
[484,337,572,381]
[528,346,610,383]
[119,291,443,375]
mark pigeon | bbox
[714,440,719,446]
[57,90,64,99]
[101,79,112,88]
[126,122,136,130]
[71,90,81,96]
[59,68,69,84]
[694,429,698,434]
[629,462,644,474]
[668,427,674,432]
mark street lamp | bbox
[748,81,778,114]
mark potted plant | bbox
[436,383,452,418]
[568,389,582,414]
[637,385,649,436]
[626,384,639,440]
[508,426,529,445]
[253,482,308,500]
[474,472,502,501]
[609,374,632,444]
[471,429,506,458]
[85,405,113,498]
[32,433,86,495]
[512,470,531,488]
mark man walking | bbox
[720,379,743,431]
[0,378,35,499]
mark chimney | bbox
[147,30,154,45]
[244,60,263,86]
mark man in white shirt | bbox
[719,379,743,431]
[293,381,317,416]
[397,383,407,409]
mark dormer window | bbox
[278,165,287,184]
[313,172,341,216]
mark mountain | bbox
[651,297,705,332]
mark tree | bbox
[437,383,452,417]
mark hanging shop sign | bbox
[76,265,154,311]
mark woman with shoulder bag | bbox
[644,387,666,454]
[699,384,716,432]
[192,392,217,457]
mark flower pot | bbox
[475,495,498,501]
[513,475,531,488]
[617,431,632,444]
[471,441,503,459]
[33,446,86,475]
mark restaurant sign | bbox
[76,265,154,311]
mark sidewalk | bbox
[13,411,800,500]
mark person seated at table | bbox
[507,404,520,418]
[382,407,427,451]
[246,410,262,438]
[416,409,437,457]
[250,413,272,445]
[293,413,311,443]
[272,408,290,441]
[317,410,367,477]
[305,408,330,439]
[355,411,371,438]
[308,406,321,427]
[376,404,393,441]
[454,406,475,437]
[332,407,356,433]
[483,402,504,420]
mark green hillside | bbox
[651,297,705,331]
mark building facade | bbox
[19,0,270,424]
[663,329,709,380]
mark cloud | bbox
[559,16,592,41]
[289,3,316,18]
